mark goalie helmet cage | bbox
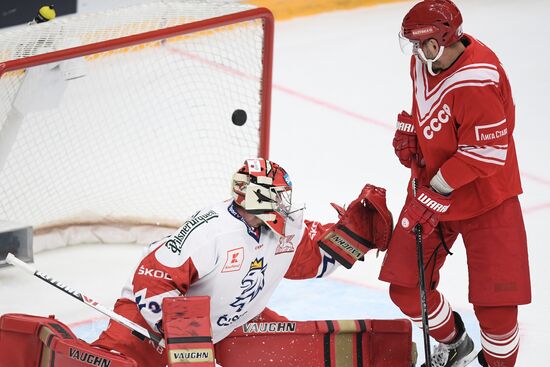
[0,1,273,234]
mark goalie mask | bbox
[232,158,293,237]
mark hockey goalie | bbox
[0,158,415,366]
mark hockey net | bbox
[0,1,273,248]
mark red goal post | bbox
[0,1,273,246]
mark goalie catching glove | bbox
[318,184,393,269]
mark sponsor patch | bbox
[165,210,218,255]
[222,247,244,273]
[137,265,172,280]
[474,119,508,142]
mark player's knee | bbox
[389,283,420,316]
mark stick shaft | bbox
[410,174,432,366]
[6,253,164,347]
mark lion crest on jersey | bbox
[230,258,266,312]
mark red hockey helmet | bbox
[400,0,463,48]
[232,158,293,237]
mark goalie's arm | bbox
[130,248,200,334]
[284,220,339,280]
[133,211,219,334]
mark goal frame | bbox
[0,7,273,160]
[0,6,275,239]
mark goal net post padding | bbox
[0,1,273,249]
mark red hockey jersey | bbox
[410,34,522,220]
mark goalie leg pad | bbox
[0,313,138,367]
[215,317,414,367]
[163,296,215,367]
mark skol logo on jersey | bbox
[137,265,172,280]
[217,258,267,326]
[422,103,451,140]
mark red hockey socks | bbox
[389,284,457,342]
[475,305,519,367]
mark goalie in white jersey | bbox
[93,158,393,366]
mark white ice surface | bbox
[1,1,549,366]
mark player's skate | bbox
[421,312,477,367]
[477,351,488,367]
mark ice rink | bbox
[1,0,549,366]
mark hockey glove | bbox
[400,186,451,239]
[392,111,424,168]
[318,184,393,269]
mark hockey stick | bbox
[5,253,165,348]
[411,166,432,367]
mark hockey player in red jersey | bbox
[92,158,392,366]
[378,1,531,367]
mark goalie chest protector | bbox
[0,313,137,367]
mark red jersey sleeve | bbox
[284,220,338,280]
[131,242,200,333]
[439,82,509,190]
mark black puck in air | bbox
[232,109,247,126]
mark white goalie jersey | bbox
[119,200,338,343]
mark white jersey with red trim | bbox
[120,200,337,343]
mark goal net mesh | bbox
[0,1,272,232]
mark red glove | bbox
[392,111,423,168]
[400,187,451,239]
[319,184,393,269]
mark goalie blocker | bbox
[319,184,393,269]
